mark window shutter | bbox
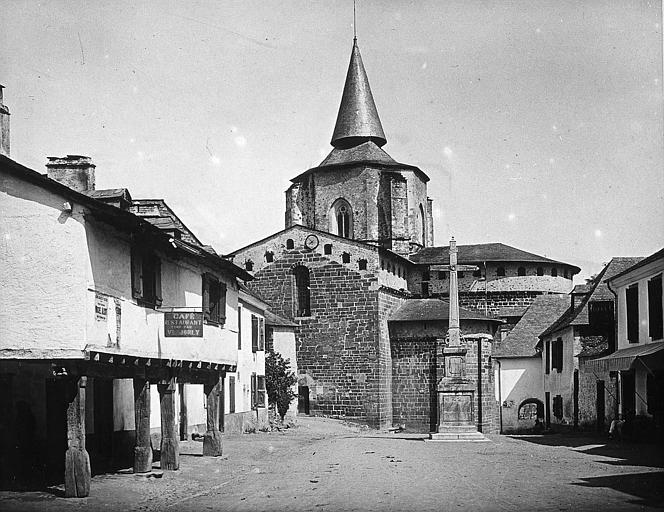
[648,275,663,340]
[251,315,258,353]
[251,373,257,409]
[131,248,143,299]
[259,317,265,351]
[219,282,227,325]
[545,340,550,374]
[626,284,640,343]
[202,274,210,319]
[153,257,162,306]
[237,305,242,350]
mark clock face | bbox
[304,234,319,251]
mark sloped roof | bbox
[319,140,396,167]
[130,198,203,247]
[577,336,609,358]
[540,257,644,338]
[410,243,580,272]
[494,295,570,358]
[331,38,386,148]
[606,247,664,283]
[265,310,298,328]
[389,298,501,324]
[86,188,132,201]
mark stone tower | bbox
[285,38,434,256]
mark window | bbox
[626,284,639,343]
[421,282,429,298]
[342,252,350,264]
[293,265,311,317]
[537,267,544,276]
[358,259,367,271]
[330,198,353,238]
[259,317,265,351]
[286,239,294,249]
[545,340,551,374]
[324,244,332,255]
[551,337,563,372]
[228,376,236,414]
[131,247,162,307]
[266,326,274,352]
[552,395,563,420]
[648,275,663,340]
[551,267,558,277]
[237,305,242,349]
[251,374,266,409]
[265,251,274,263]
[245,260,253,271]
[419,204,426,246]
[518,267,526,276]
[422,268,430,281]
[496,267,506,277]
[202,273,227,325]
[251,314,259,352]
[518,402,538,420]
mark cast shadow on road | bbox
[509,435,664,469]
[572,471,664,509]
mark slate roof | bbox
[389,298,501,324]
[265,310,298,328]
[577,336,609,358]
[410,243,580,273]
[130,198,203,247]
[319,140,396,167]
[540,257,644,338]
[494,295,570,358]
[606,248,664,283]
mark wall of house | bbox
[496,356,543,433]
[577,361,618,431]
[270,326,298,420]
[542,327,581,426]
[0,173,89,356]
[224,300,268,433]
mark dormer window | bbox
[202,273,226,326]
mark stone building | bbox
[230,37,506,433]
[0,154,251,494]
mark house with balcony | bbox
[586,248,664,439]
[0,154,251,496]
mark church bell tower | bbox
[285,37,434,255]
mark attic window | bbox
[358,259,368,271]
[342,252,351,264]
[496,267,506,277]
[536,267,544,276]
[551,267,558,277]
[324,244,332,255]
[245,260,254,271]
[286,239,294,249]
[518,267,526,276]
[265,251,274,263]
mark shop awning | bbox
[587,341,664,373]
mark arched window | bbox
[537,267,544,276]
[551,267,558,277]
[293,266,311,317]
[518,267,526,276]
[324,244,332,255]
[286,239,294,249]
[419,204,426,247]
[358,259,367,271]
[518,399,544,420]
[342,252,351,264]
[245,260,254,271]
[497,267,506,277]
[265,251,274,263]
[329,198,353,239]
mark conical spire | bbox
[331,38,387,148]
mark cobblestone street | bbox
[1,417,662,511]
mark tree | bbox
[265,350,297,421]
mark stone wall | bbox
[578,361,617,432]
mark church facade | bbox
[231,37,574,433]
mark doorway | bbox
[92,378,114,475]
[596,380,605,432]
[298,386,310,415]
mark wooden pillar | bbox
[64,376,91,498]
[203,375,223,456]
[158,380,179,470]
[219,373,225,433]
[133,378,152,473]
[178,383,188,441]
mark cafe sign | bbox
[164,311,203,337]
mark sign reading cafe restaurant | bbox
[164,311,203,337]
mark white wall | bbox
[271,326,298,418]
[542,327,579,425]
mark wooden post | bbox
[64,376,91,498]
[133,378,152,473]
[178,383,188,441]
[203,375,223,456]
[158,380,179,470]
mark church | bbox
[230,36,576,434]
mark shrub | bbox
[265,350,297,421]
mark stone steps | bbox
[428,431,491,442]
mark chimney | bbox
[46,155,96,192]
[0,85,10,157]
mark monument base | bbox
[429,425,490,442]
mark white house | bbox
[0,154,251,496]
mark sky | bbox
[2,0,663,280]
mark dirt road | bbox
[1,417,662,511]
